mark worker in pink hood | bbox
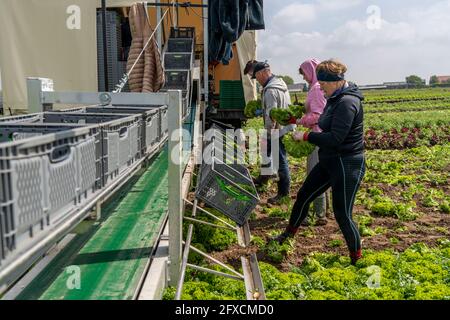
[298,59,326,132]
[297,58,328,226]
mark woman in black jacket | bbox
[273,59,366,265]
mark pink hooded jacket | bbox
[298,59,327,132]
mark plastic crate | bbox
[196,156,259,227]
[160,106,168,139]
[219,80,246,110]
[0,125,102,267]
[164,53,192,70]
[144,109,160,151]
[0,123,85,143]
[42,112,132,125]
[57,107,160,156]
[102,114,142,184]
[167,38,194,53]
[0,114,42,124]
[164,71,190,91]
[83,107,161,153]
[170,27,195,39]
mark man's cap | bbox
[252,61,270,79]
[244,60,258,76]
[244,60,270,79]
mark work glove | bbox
[293,130,308,142]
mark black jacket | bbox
[308,83,365,158]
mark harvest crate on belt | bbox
[0,125,102,267]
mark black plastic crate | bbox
[196,158,259,226]
[168,38,194,53]
[164,53,192,70]
[164,71,189,90]
[170,27,195,39]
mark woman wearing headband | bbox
[272,59,366,265]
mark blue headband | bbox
[317,70,345,82]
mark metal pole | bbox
[183,199,237,230]
[168,90,183,286]
[186,264,243,281]
[202,0,208,133]
[187,244,244,279]
[175,224,193,300]
[184,216,235,231]
[101,0,109,91]
[156,0,162,49]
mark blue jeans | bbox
[262,137,291,196]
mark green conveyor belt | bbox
[16,148,169,300]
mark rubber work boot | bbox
[315,217,328,226]
[269,225,298,245]
[350,249,362,265]
[267,194,289,205]
[253,175,271,187]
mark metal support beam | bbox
[241,254,266,300]
[183,199,237,230]
[175,224,193,300]
[188,243,244,279]
[156,0,162,49]
[42,91,169,107]
[101,0,109,91]
[237,221,252,247]
[27,79,171,111]
[187,264,243,281]
[184,216,235,231]
[27,78,54,113]
[202,0,208,133]
[141,2,207,8]
[168,90,183,286]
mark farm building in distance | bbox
[288,83,307,93]
[436,76,450,84]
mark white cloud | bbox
[258,0,450,85]
[316,0,363,11]
[272,3,317,29]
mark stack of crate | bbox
[196,125,259,226]
[162,27,195,118]
[97,10,124,92]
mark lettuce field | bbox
[166,87,450,300]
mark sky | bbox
[257,0,450,85]
[1,1,449,91]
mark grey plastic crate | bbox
[0,125,102,267]
[57,106,163,156]
[42,112,133,125]
[102,114,142,185]
[0,123,85,143]
[160,106,168,139]
[196,156,259,227]
[164,53,192,70]
[82,107,161,153]
[167,38,194,53]
[0,114,42,124]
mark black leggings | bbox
[289,154,366,252]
